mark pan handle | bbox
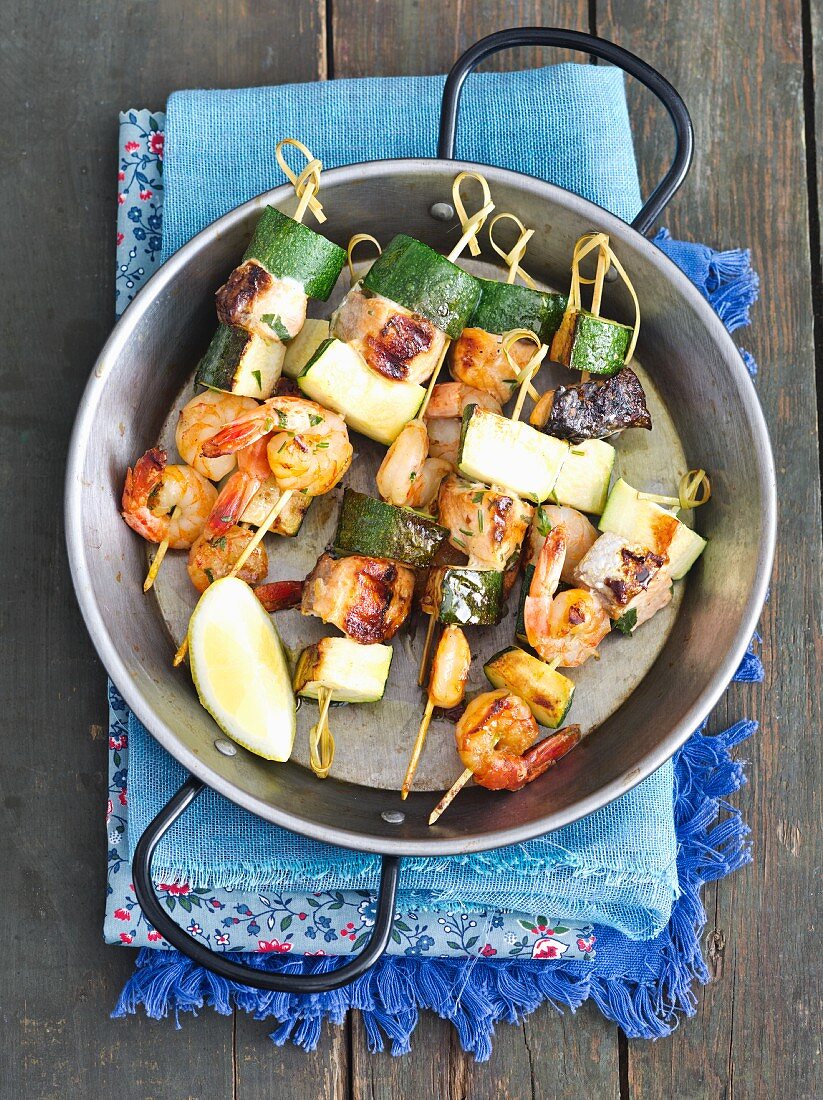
[132,775,402,992]
[437,27,694,237]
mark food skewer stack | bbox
[119,146,712,816]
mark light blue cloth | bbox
[161,64,641,260]
[126,63,685,942]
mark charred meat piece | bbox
[532,368,651,443]
[437,474,534,573]
[215,260,307,342]
[301,552,415,644]
[331,285,448,385]
[574,531,672,627]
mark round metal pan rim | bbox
[66,158,776,856]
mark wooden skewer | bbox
[309,686,335,779]
[417,343,450,420]
[401,698,434,800]
[447,171,495,262]
[275,138,325,225]
[173,490,295,667]
[428,767,474,825]
[418,613,438,685]
[488,211,536,288]
[143,505,180,592]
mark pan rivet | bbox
[381,810,405,824]
[214,738,237,757]
[430,202,454,221]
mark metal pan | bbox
[66,28,775,992]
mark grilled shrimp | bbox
[375,420,451,512]
[437,474,533,571]
[527,505,599,586]
[175,391,258,481]
[455,689,581,791]
[201,395,353,496]
[449,328,536,405]
[424,417,462,467]
[121,447,217,550]
[204,435,272,540]
[187,525,269,594]
[428,625,471,710]
[424,382,503,420]
[524,524,611,667]
[331,284,448,385]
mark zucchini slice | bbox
[484,646,575,728]
[599,478,707,579]
[293,636,393,703]
[469,279,567,343]
[240,478,311,535]
[298,338,426,445]
[550,438,616,516]
[282,318,331,379]
[244,206,346,301]
[195,324,285,398]
[458,405,568,503]
[422,567,506,626]
[514,562,535,647]
[334,489,448,567]
[362,234,480,339]
[550,307,632,377]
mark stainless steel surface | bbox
[65,158,776,856]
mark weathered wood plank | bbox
[236,1016,349,1100]
[597,1,823,1097]
[333,4,624,1098]
[0,1,329,1097]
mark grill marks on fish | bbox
[539,367,652,443]
[216,261,274,328]
[301,552,415,644]
[364,313,434,381]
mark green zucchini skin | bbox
[551,307,632,377]
[362,234,480,339]
[428,567,505,626]
[469,279,567,343]
[244,206,346,301]
[483,646,575,727]
[195,324,284,397]
[333,489,448,568]
[514,562,536,646]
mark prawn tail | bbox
[254,580,304,613]
[520,724,583,786]
[205,473,258,539]
[123,447,166,509]
[202,418,265,458]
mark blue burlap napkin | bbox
[109,67,763,1054]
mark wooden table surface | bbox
[2,1,821,1096]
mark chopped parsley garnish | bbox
[276,409,289,429]
[452,537,467,550]
[260,314,291,343]
[459,527,473,537]
[213,536,227,550]
[263,417,275,432]
[251,369,262,390]
[477,509,484,532]
[535,506,552,537]
[204,568,215,585]
[571,448,586,456]
[614,608,637,635]
[308,413,323,426]
[219,515,234,524]
[409,471,417,481]
[315,441,329,450]
[472,491,485,504]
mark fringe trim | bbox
[654,227,760,375]
[113,647,763,1058]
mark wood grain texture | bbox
[0,1,327,1097]
[332,4,623,1099]
[597,1,823,1097]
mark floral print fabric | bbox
[105,683,595,960]
[116,111,165,314]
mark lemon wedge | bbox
[189,576,296,761]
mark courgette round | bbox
[333,489,448,568]
[423,567,506,626]
[469,279,567,343]
[362,234,480,339]
[244,206,346,302]
[550,307,632,377]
